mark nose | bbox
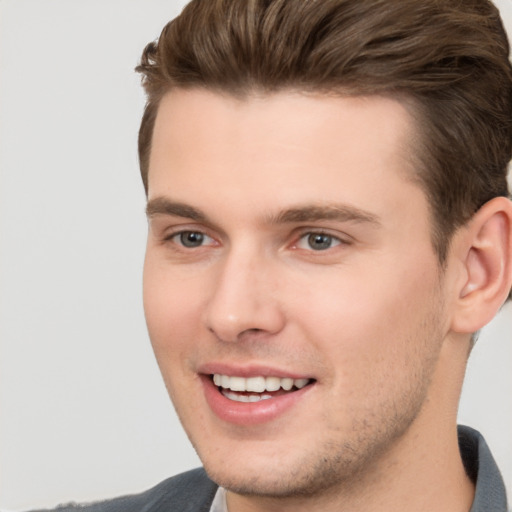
[203,248,285,343]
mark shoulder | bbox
[29,468,218,512]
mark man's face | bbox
[143,90,451,497]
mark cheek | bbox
[142,262,209,422]
[294,266,444,437]
[143,258,205,364]
[291,257,443,380]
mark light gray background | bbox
[0,1,511,509]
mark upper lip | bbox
[198,362,313,380]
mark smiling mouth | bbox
[211,374,314,403]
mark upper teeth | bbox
[213,374,310,393]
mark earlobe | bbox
[451,196,512,333]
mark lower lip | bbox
[201,375,314,426]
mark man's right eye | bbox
[171,231,213,248]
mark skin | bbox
[143,89,477,512]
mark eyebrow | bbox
[146,196,381,227]
[268,204,381,226]
[146,197,208,222]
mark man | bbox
[34,0,511,510]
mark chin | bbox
[192,401,424,500]
[197,440,360,499]
[203,463,318,498]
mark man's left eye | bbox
[296,233,342,251]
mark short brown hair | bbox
[136,0,512,270]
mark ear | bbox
[450,196,512,334]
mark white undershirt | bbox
[209,486,228,512]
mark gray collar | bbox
[458,425,508,512]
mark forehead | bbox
[147,89,425,226]
[150,89,417,173]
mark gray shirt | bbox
[459,425,509,512]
